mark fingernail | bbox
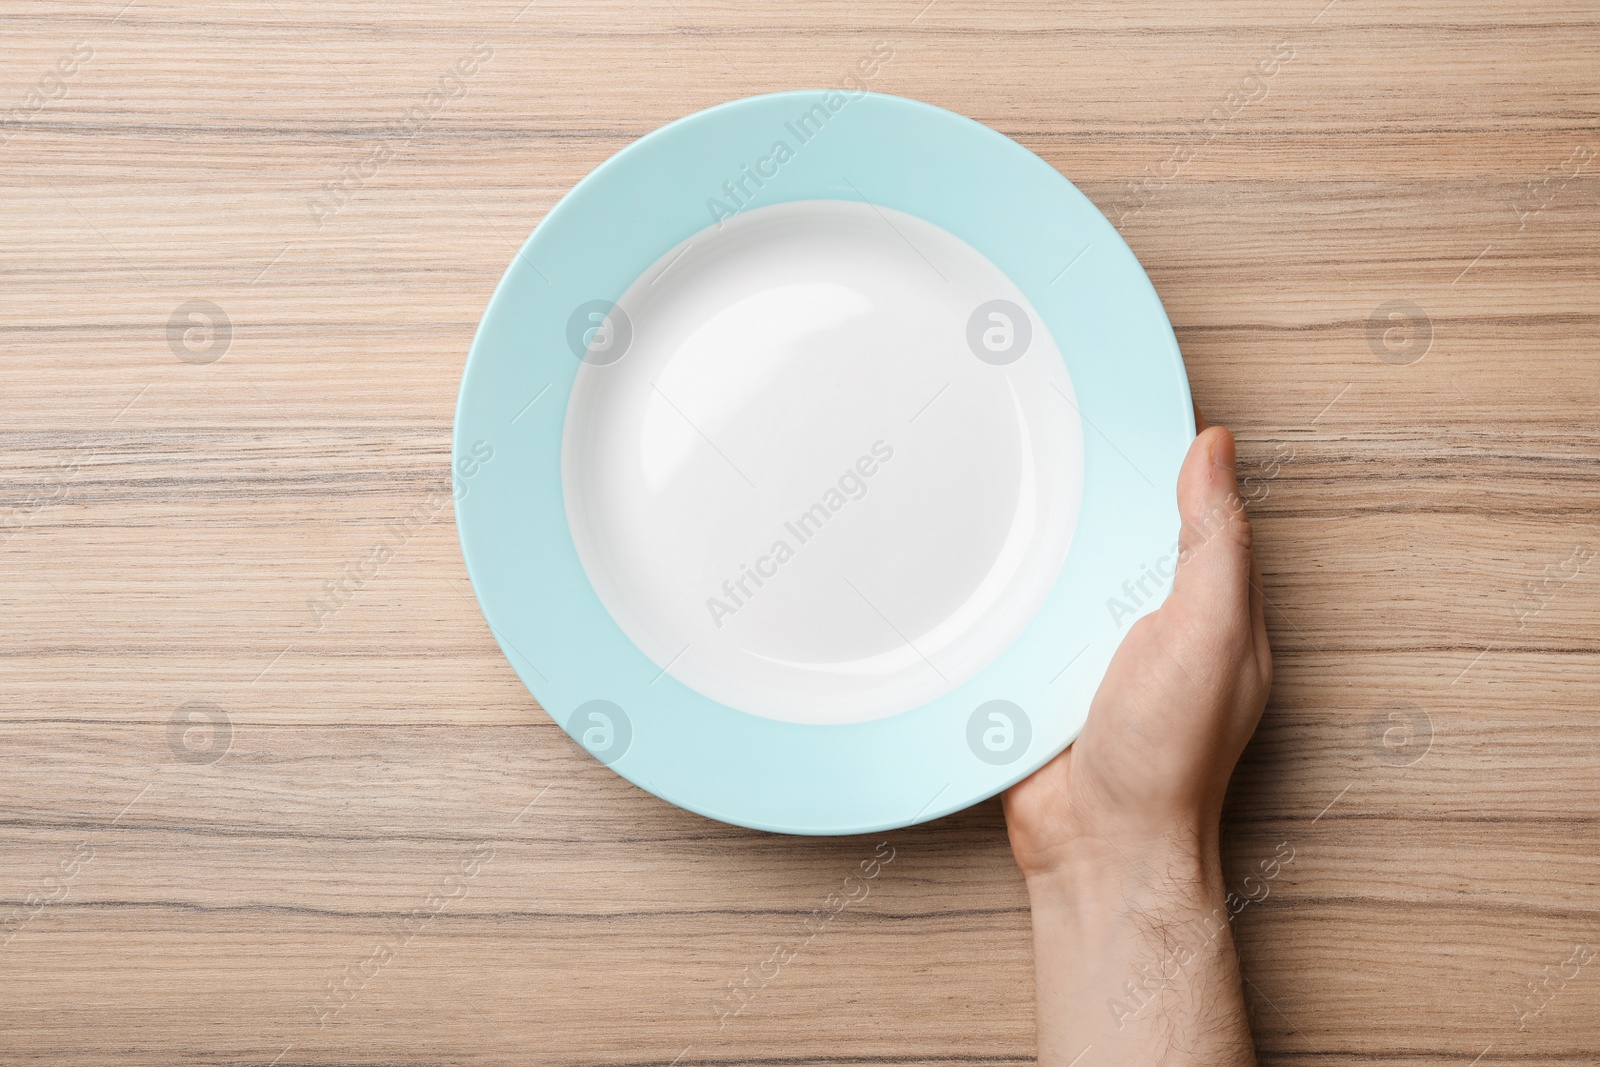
[1210,430,1236,472]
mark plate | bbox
[453,91,1192,835]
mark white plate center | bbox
[562,199,1083,725]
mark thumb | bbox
[1170,426,1254,619]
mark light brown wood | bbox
[3,1,1598,1063]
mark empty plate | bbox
[453,91,1192,834]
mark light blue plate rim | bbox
[453,90,1193,835]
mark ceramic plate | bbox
[453,91,1192,835]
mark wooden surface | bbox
[3,1,1598,1063]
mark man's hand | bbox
[1003,418,1271,1066]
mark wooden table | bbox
[3,1,1597,1062]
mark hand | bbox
[1002,416,1271,1066]
[1004,418,1272,875]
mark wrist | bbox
[1023,822,1223,917]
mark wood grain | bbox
[3,0,1599,1063]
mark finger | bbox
[1171,426,1253,622]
